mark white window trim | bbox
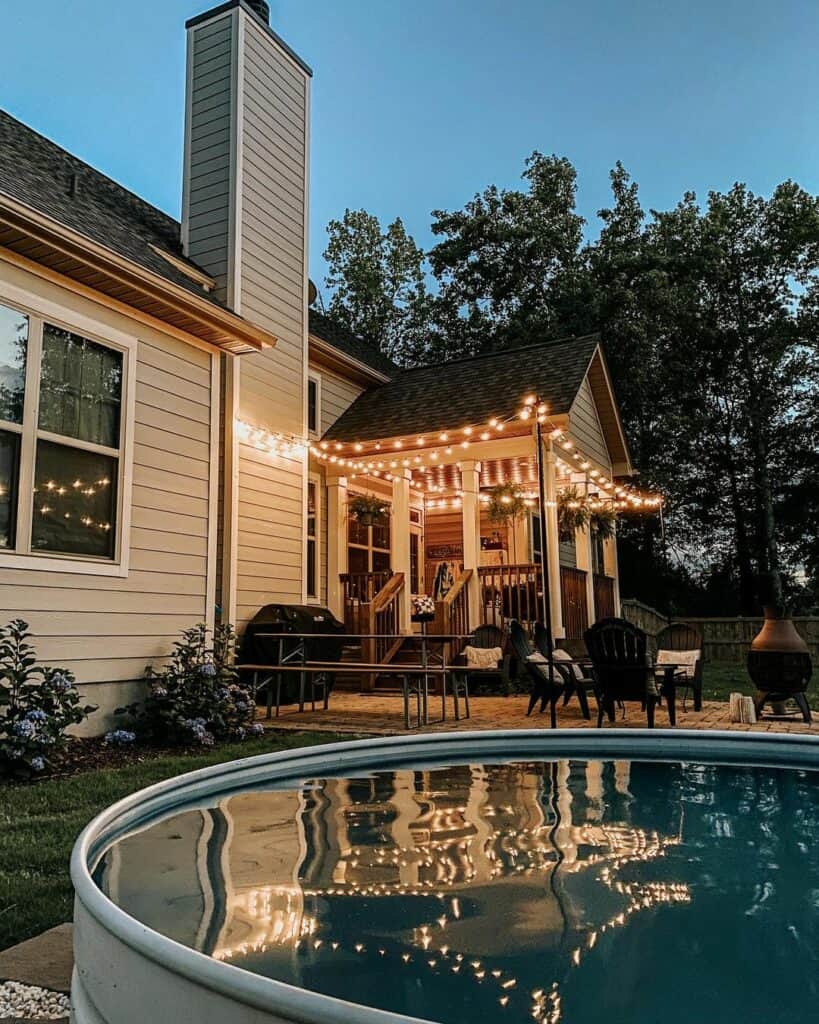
[307,370,322,438]
[0,279,136,578]
[305,471,321,603]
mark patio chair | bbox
[509,620,564,727]
[534,622,593,721]
[656,622,703,711]
[583,617,661,728]
[450,622,507,712]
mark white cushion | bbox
[552,647,583,682]
[657,648,699,679]
[465,646,502,670]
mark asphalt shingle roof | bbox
[0,108,220,302]
[323,334,600,442]
[308,309,397,376]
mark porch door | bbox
[409,507,423,596]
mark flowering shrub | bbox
[105,729,136,746]
[0,619,95,777]
[118,623,260,747]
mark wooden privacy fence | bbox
[621,598,819,664]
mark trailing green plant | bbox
[0,619,95,777]
[590,504,617,540]
[557,486,590,540]
[486,483,527,561]
[348,492,390,525]
[117,623,262,748]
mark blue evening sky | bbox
[2,0,817,287]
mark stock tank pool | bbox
[71,731,819,1024]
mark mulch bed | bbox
[1,737,214,786]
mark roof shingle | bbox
[308,309,397,377]
[0,109,221,303]
[322,334,600,442]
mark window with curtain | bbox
[0,301,125,563]
[306,479,318,599]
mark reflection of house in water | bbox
[101,761,691,1022]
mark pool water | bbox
[94,759,819,1023]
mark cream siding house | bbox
[0,0,642,732]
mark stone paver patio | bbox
[259,691,818,736]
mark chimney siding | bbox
[184,3,311,624]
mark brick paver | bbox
[260,691,817,737]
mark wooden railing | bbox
[593,573,616,621]
[363,573,405,679]
[340,570,393,633]
[431,569,472,660]
[560,566,589,640]
[478,563,542,632]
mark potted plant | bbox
[486,483,527,562]
[589,503,617,540]
[348,492,389,527]
[557,486,589,541]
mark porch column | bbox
[326,475,348,619]
[542,440,565,639]
[605,524,622,616]
[575,522,596,627]
[392,469,413,632]
[461,459,482,629]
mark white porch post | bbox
[576,523,596,627]
[543,440,565,639]
[606,525,622,616]
[461,459,482,629]
[326,476,348,619]
[392,469,413,632]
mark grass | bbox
[0,731,346,952]
[701,663,819,710]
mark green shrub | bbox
[118,623,262,747]
[0,619,95,777]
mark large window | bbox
[0,299,127,565]
[348,498,391,575]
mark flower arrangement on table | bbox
[411,595,436,622]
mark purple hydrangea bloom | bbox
[51,672,72,693]
[200,662,217,677]
[105,729,137,746]
[249,723,265,737]
[30,756,45,772]
[26,709,48,723]
[13,719,36,738]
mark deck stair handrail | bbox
[433,569,473,660]
[364,572,406,672]
[340,570,392,633]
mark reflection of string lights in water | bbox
[193,763,693,1022]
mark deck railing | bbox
[593,573,616,621]
[340,570,393,633]
[363,573,405,678]
[477,563,542,632]
[560,566,589,639]
[431,569,472,660]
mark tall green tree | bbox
[428,152,589,353]
[323,209,431,364]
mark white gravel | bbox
[0,980,69,1020]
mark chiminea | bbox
[747,597,812,723]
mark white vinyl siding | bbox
[567,375,612,474]
[0,259,216,727]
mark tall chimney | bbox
[182,2,313,621]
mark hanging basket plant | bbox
[557,486,589,541]
[590,503,617,540]
[348,492,389,527]
[486,483,526,526]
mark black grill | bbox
[240,604,346,706]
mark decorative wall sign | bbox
[426,543,463,561]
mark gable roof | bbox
[0,108,219,303]
[308,309,397,377]
[323,334,600,443]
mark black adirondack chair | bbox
[509,620,564,727]
[584,617,660,728]
[656,621,704,711]
[534,621,593,720]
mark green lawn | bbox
[701,663,819,710]
[0,731,345,952]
